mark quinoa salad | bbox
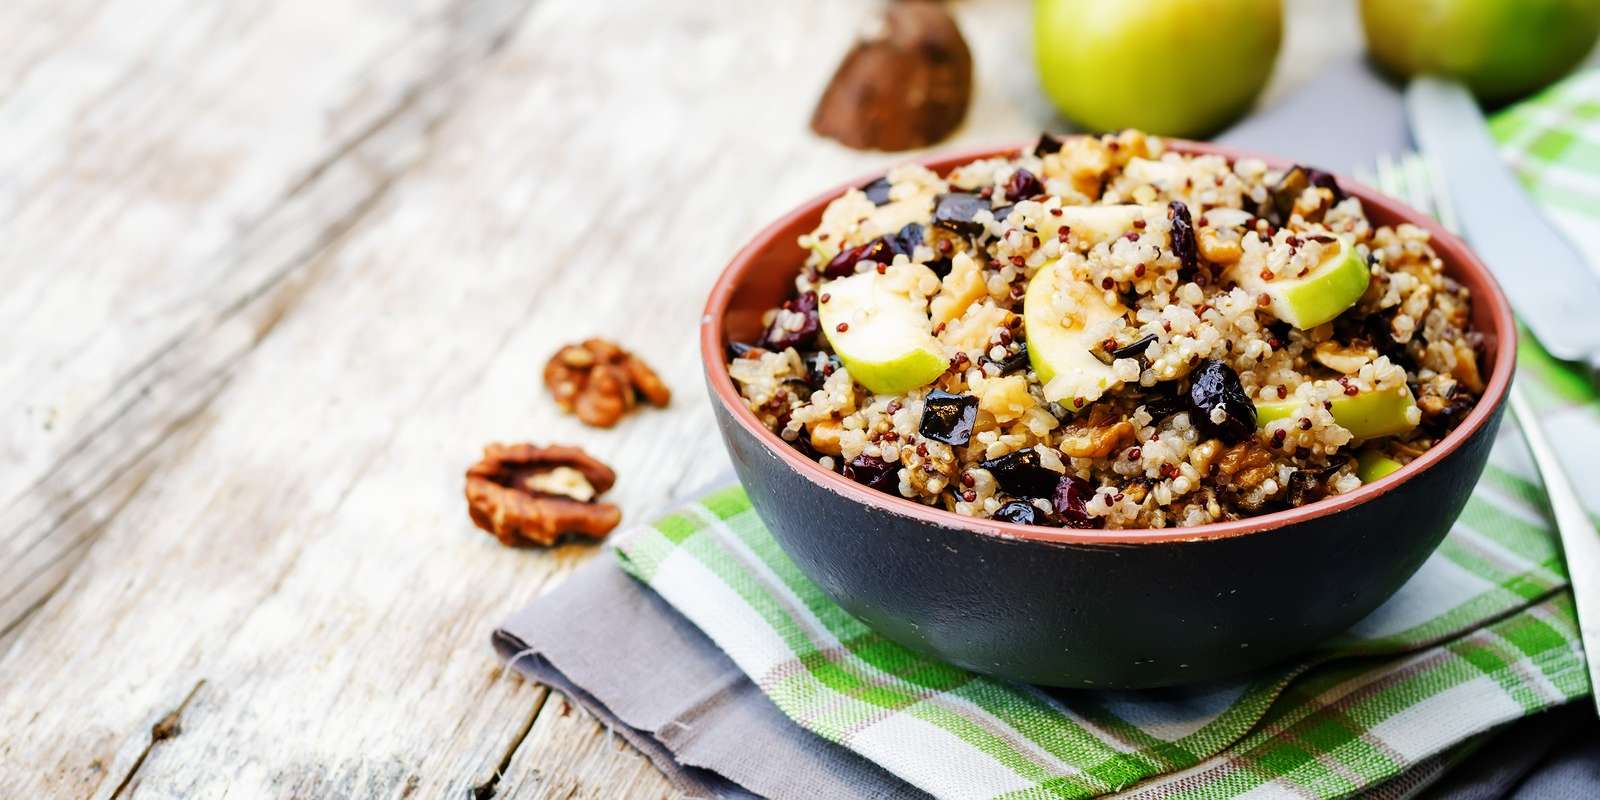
[727,131,1484,529]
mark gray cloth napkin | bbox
[495,55,1599,799]
[493,552,926,800]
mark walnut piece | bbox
[1057,405,1136,459]
[465,443,622,547]
[543,339,670,428]
[1213,441,1281,511]
[810,2,972,152]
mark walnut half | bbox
[544,339,671,428]
[465,443,622,547]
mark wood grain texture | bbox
[0,0,1359,796]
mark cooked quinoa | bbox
[728,131,1484,530]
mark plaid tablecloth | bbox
[606,74,1600,800]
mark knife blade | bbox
[1405,76,1600,375]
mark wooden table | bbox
[0,1,1354,796]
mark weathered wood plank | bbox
[0,0,1362,797]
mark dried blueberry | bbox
[1005,168,1044,201]
[1188,359,1255,444]
[933,192,992,236]
[759,291,820,351]
[1168,200,1199,276]
[919,390,978,446]
[994,500,1042,526]
[842,454,900,494]
[1051,474,1100,529]
[978,448,1061,498]
[1033,132,1065,156]
[862,176,893,206]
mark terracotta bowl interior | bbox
[701,140,1517,545]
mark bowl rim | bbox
[699,139,1517,545]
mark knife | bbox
[1405,76,1600,379]
[1407,76,1600,715]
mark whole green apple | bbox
[1361,0,1600,104]
[1033,0,1282,138]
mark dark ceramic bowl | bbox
[701,141,1515,688]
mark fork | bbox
[1364,153,1600,713]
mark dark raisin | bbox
[1421,384,1476,437]
[1111,333,1159,363]
[1188,359,1256,444]
[1005,168,1044,201]
[842,455,900,494]
[758,291,820,351]
[1133,391,1179,427]
[978,448,1061,498]
[801,351,842,390]
[919,390,979,446]
[994,499,1042,526]
[1052,474,1101,529]
[991,204,1015,224]
[886,223,923,258]
[1033,132,1065,156]
[1167,200,1199,276]
[1304,167,1344,203]
[933,192,991,236]
[862,176,893,206]
[988,342,1030,375]
[926,257,954,279]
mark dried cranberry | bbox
[1052,474,1100,529]
[842,454,900,494]
[862,176,893,206]
[933,192,992,236]
[1033,132,1065,156]
[978,448,1060,498]
[1188,359,1255,444]
[919,390,978,445]
[822,240,892,278]
[994,500,1042,526]
[821,224,923,279]
[758,291,820,351]
[1168,200,1199,275]
[1005,169,1044,201]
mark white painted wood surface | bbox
[0,1,1356,796]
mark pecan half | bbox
[1213,441,1282,512]
[465,443,621,547]
[543,339,671,428]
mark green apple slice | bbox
[819,271,947,395]
[1255,383,1420,440]
[1356,450,1404,483]
[1024,259,1126,413]
[1228,235,1370,329]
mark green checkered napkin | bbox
[615,75,1600,800]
